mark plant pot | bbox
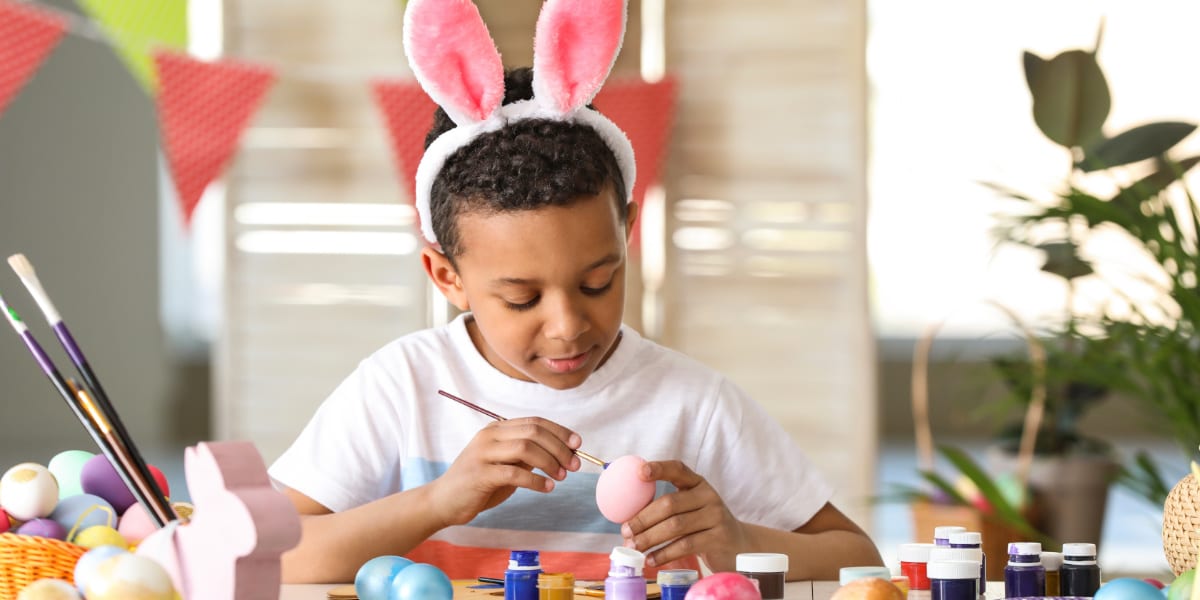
[986,446,1118,545]
[910,501,1030,581]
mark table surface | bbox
[279,581,1012,600]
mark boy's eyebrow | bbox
[492,253,622,287]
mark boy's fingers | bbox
[504,416,581,449]
[641,460,705,489]
[644,530,712,568]
[624,501,719,552]
[487,464,556,494]
[492,420,581,474]
[486,438,569,481]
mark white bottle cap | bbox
[1008,542,1042,556]
[1040,552,1063,571]
[608,547,645,576]
[929,548,983,563]
[898,543,936,562]
[839,566,893,586]
[1062,543,1097,557]
[927,560,982,580]
[736,553,788,573]
[933,526,967,540]
[948,531,982,546]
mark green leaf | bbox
[1080,121,1197,172]
[1039,241,1094,280]
[1025,49,1110,149]
[937,445,1026,525]
[1115,155,1200,207]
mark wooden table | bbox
[280,581,1010,599]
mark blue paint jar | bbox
[928,560,980,600]
[934,526,967,547]
[1004,542,1045,598]
[604,547,647,600]
[656,569,698,600]
[1060,543,1101,598]
[930,548,982,599]
[949,531,986,597]
[504,550,541,600]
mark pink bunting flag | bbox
[0,1,66,119]
[154,51,275,225]
[371,79,438,202]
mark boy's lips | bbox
[543,349,592,374]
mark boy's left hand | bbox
[620,460,749,571]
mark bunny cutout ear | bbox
[403,0,505,126]
[533,0,627,115]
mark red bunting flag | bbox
[371,80,437,202]
[592,77,679,210]
[154,51,275,225]
[0,1,66,119]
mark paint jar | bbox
[656,569,698,600]
[839,566,892,586]
[505,550,542,600]
[899,542,935,590]
[736,553,787,599]
[948,532,986,598]
[933,525,966,547]
[928,560,980,600]
[604,546,647,600]
[1004,542,1045,598]
[1060,542,1101,598]
[538,572,574,600]
[1040,551,1063,596]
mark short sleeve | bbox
[694,379,834,532]
[268,359,404,512]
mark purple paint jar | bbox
[1004,542,1045,598]
[928,560,980,600]
[949,531,986,597]
[934,526,967,547]
[504,550,541,600]
[1060,543,1101,598]
[604,547,647,600]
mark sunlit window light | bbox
[236,231,419,255]
[235,202,415,227]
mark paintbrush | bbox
[437,389,608,468]
[0,293,172,526]
[7,254,175,526]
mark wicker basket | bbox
[1163,473,1200,575]
[0,533,87,599]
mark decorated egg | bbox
[830,577,906,600]
[83,553,176,600]
[73,525,127,550]
[388,563,452,600]
[1167,569,1194,600]
[355,555,414,600]
[146,465,169,499]
[16,579,83,600]
[80,456,135,513]
[1,463,60,520]
[595,455,656,523]
[170,502,193,520]
[16,518,66,540]
[74,545,129,595]
[1096,578,1168,600]
[0,507,9,534]
[117,503,156,545]
[47,451,94,499]
[50,494,115,534]
[683,572,761,600]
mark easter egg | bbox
[16,518,66,540]
[595,455,656,523]
[1167,570,1194,600]
[47,451,94,499]
[0,508,9,534]
[684,573,760,600]
[170,502,193,520]
[830,578,906,600]
[146,465,169,499]
[117,503,157,545]
[388,563,452,600]
[355,555,414,600]
[83,553,176,600]
[16,579,83,600]
[1096,578,1167,600]
[50,494,116,534]
[74,546,129,594]
[1,463,60,520]
[1146,578,1167,589]
[80,456,135,513]
[73,525,127,550]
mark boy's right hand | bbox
[428,417,582,528]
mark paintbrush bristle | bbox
[6,253,32,278]
[0,293,28,333]
[7,253,61,325]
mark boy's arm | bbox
[746,502,885,580]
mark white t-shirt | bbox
[269,313,833,578]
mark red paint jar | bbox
[899,542,935,591]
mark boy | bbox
[270,0,882,583]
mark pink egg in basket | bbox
[595,455,656,523]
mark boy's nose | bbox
[543,294,590,342]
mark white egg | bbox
[84,553,177,600]
[17,578,82,600]
[1,463,60,521]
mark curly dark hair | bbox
[424,67,628,259]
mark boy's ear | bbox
[624,201,640,242]
[421,247,470,311]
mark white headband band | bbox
[404,0,636,248]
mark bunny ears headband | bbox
[404,0,637,247]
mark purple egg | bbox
[80,455,135,513]
[17,517,67,540]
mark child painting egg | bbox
[1,463,60,521]
[595,455,656,523]
[83,553,177,600]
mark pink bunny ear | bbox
[533,0,627,115]
[403,0,504,126]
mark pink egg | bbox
[684,572,761,600]
[117,503,156,545]
[595,455,655,523]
